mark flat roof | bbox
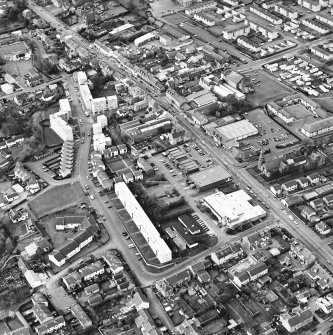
[215,119,258,141]
[204,189,266,225]
[189,165,231,188]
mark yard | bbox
[28,182,86,218]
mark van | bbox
[128,244,135,248]
[90,195,94,200]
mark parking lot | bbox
[246,70,294,106]
[244,108,299,156]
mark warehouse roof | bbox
[189,165,231,189]
[215,119,258,141]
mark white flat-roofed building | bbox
[97,114,108,128]
[107,95,118,109]
[77,71,88,85]
[115,182,172,263]
[298,0,321,11]
[203,190,266,228]
[134,32,157,47]
[109,23,134,35]
[80,84,93,110]
[59,98,71,118]
[1,83,13,94]
[92,97,107,115]
[222,22,250,40]
[215,119,258,142]
[93,122,102,135]
[50,114,73,141]
[248,19,279,40]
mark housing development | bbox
[2,0,333,335]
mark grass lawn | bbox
[29,182,85,218]
[43,127,63,148]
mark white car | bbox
[288,215,294,221]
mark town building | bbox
[80,84,93,110]
[249,5,283,24]
[115,182,172,263]
[211,243,244,265]
[203,190,266,228]
[50,114,73,142]
[188,165,231,192]
[280,307,313,333]
[297,0,321,11]
[48,215,99,267]
[274,3,298,19]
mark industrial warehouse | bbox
[188,165,232,192]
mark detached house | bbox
[282,180,298,193]
[296,177,309,189]
[270,184,282,197]
[117,144,127,155]
[301,206,318,221]
[323,194,333,207]
[316,221,331,235]
[309,198,325,211]
[307,173,321,185]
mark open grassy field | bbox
[28,182,85,218]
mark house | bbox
[79,261,104,281]
[84,283,99,296]
[9,209,28,223]
[316,221,331,235]
[133,170,144,181]
[26,177,40,193]
[35,316,66,335]
[307,173,321,185]
[280,307,313,333]
[102,250,124,275]
[301,206,318,221]
[117,144,127,155]
[281,180,298,193]
[110,146,119,157]
[210,243,243,265]
[230,270,249,287]
[166,270,191,287]
[270,184,282,197]
[4,192,19,203]
[247,262,268,281]
[323,194,333,207]
[62,271,81,291]
[197,270,211,284]
[88,293,103,307]
[122,171,134,183]
[309,198,325,210]
[137,157,154,175]
[296,177,309,189]
[131,289,150,311]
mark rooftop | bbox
[189,165,231,188]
